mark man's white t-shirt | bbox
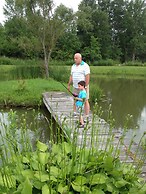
[71,61,90,88]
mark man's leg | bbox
[85,100,90,116]
[73,100,76,112]
[85,85,90,116]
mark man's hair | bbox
[78,80,85,88]
[75,53,82,59]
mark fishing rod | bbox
[61,82,78,97]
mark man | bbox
[68,53,90,118]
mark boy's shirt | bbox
[76,89,87,107]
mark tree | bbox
[4,0,73,77]
[0,24,6,56]
[25,1,67,78]
[77,0,112,60]
[125,0,146,61]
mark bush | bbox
[90,83,103,103]
[0,56,13,65]
[49,60,73,66]
[93,59,119,66]
[123,61,144,66]
[0,56,42,66]
[49,66,70,82]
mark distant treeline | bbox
[0,0,146,64]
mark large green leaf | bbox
[42,184,50,194]
[91,188,105,194]
[58,183,69,193]
[106,182,117,192]
[36,141,48,152]
[49,166,61,177]
[71,182,88,192]
[73,176,87,186]
[34,172,50,182]
[21,169,34,179]
[33,180,44,190]
[115,179,128,188]
[103,155,114,171]
[90,173,107,185]
[42,184,56,194]
[38,152,49,165]
[51,144,61,154]
[21,178,32,194]
[22,156,30,164]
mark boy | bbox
[74,81,87,128]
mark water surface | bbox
[0,107,51,145]
[95,77,146,142]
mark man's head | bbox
[78,80,85,90]
[74,53,82,65]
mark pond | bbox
[0,77,146,144]
[95,77,146,142]
[0,106,53,146]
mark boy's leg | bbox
[80,115,84,125]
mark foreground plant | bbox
[0,140,146,194]
[0,110,146,193]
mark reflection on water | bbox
[95,77,146,141]
[0,107,52,146]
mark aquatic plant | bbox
[0,109,145,193]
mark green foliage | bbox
[49,66,70,82]
[0,102,145,193]
[49,60,73,66]
[90,83,103,103]
[123,61,146,66]
[93,59,119,66]
[0,57,42,66]
[1,0,146,63]
[0,133,145,193]
[0,57,14,65]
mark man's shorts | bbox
[73,85,89,100]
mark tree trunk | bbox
[44,57,49,78]
[42,41,49,78]
[132,50,136,61]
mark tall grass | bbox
[0,107,145,193]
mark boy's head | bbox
[78,81,85,90]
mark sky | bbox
[0,0,80,24]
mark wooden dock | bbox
[43,91,146,181]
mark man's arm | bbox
[68,75,72,91]
[85,74,90,88]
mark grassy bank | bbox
[0,78,67,107]
[91,66,146,78]
[0,78,103,107]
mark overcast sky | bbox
[0,0,80,24]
